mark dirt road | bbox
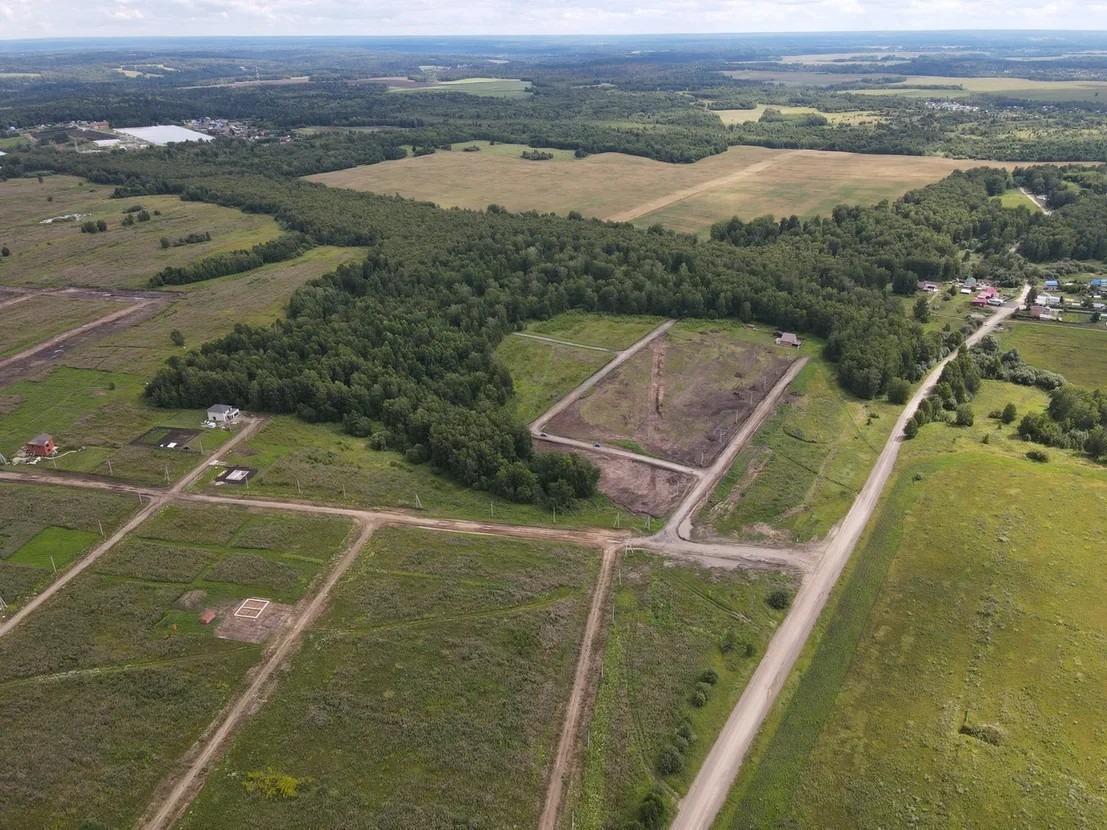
[669,287,1029,830]
[539,543,619,830]
[511,331,615,353]
[604,152,805,224]
[0,417,263,640]
[139,519,377,830]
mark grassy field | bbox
[0,175,281,289]
[1000,320,1107,388]
[0,366,237,485]
[386,77,531,97]
[0,293,121,357]
[566,550,795,829]
[198,415,645,530]
[0,482,136,608]
[0,502,353,830]
[717,379,1107,828]
[921,287,995,334]
[64,245,363,374]
[851,75,1107,103]
[997,188,1039,210]
[713,105,882,125]
[524,310,664,350]
[306,144,978,235]
[697,352,900,544]
[548,320,795,467]
[496,334,611,423]
[179,526,596,829]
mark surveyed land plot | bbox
[178,526,597,829]
[565,550,795,829]
[0,176,281,289]
[718,380,1107,828]
[696,354,901,545]
[306,144,978,235]
[546,322,796,468]
[0,293,122,358]
[0,366,237,486]
[0,482,136,610]
[198,415,641,530]
[0,501,353,830]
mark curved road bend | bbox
[670,287,1029,830]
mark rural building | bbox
[24,433,56,457]
[918,281,940,293]
[1044,279,1060,290]
[775,332,802,348]
[207,404,240,424]
[199,609,217,625]
[962,277,978,290]
[1029,305,1057,320]
[1037,293,1062,307]
[1090,278,1105,289]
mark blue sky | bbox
[1,0,1105,40]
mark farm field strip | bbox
[511,330,616,352]
[139,519,377,830]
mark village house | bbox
[918,281,940,293]
[24,433,56,457]
[1029,305,1057,320]
[1036,293,1062,307]
[775,331,802,348]
[206,404,240,424]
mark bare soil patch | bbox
[536,439,694,517]
[214,599,293,643]
[546,327,794,467]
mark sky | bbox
[1,0,1107,40]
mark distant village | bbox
[1,117,287,153]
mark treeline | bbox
[1018,386,1107,459]
[150,232,312,286]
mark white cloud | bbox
[2,0,1107,38]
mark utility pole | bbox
[50,555,57,574]
[296,478,302,496]
[107,458,113,475]
[415,493,422,509]
[97,520,104,538]
[164,464,170,484]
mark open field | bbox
[720,69,884,86]
[696,350,900,545]
[999,320,1107,388]
[0,482,136,609]
[0,366,237,485]
[198,415,645,529]
[718,379,1107,828]
[0,175,281,289]
[0,292,121,357]
[496,334,612,423]
[524,311,665,350]
[547,321,795,467]
[64,245,363,374]
[178,526,595,829]
[306,144,981,235]
[566,550,795,829]
[386,76,531,97]
[712,105,882,125]
[0,501,353,830]
[851,75,1107,102]
[997,188,1039,210]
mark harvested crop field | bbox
[306,144,981,235]
[536,439,694,517]
[546,322,796,467]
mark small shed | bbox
[199,609,217,625]
[775,332,802,348]
[24,433,56,457]
[1044,279,1060,290]
[207,404,240,424]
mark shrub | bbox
[767,589,793,610]
[636,788,668,830]
[657,746,685,775]
[1026,449,1050,462]
[1,246,9,257]
[955,403,975,427]
[243,769,306,800]
[1001,402,1018,424]
[699,668,719,685]
[903,419,919,439]
[169,329,185,347]
[887,377,911,405]
[690,688,709,708]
